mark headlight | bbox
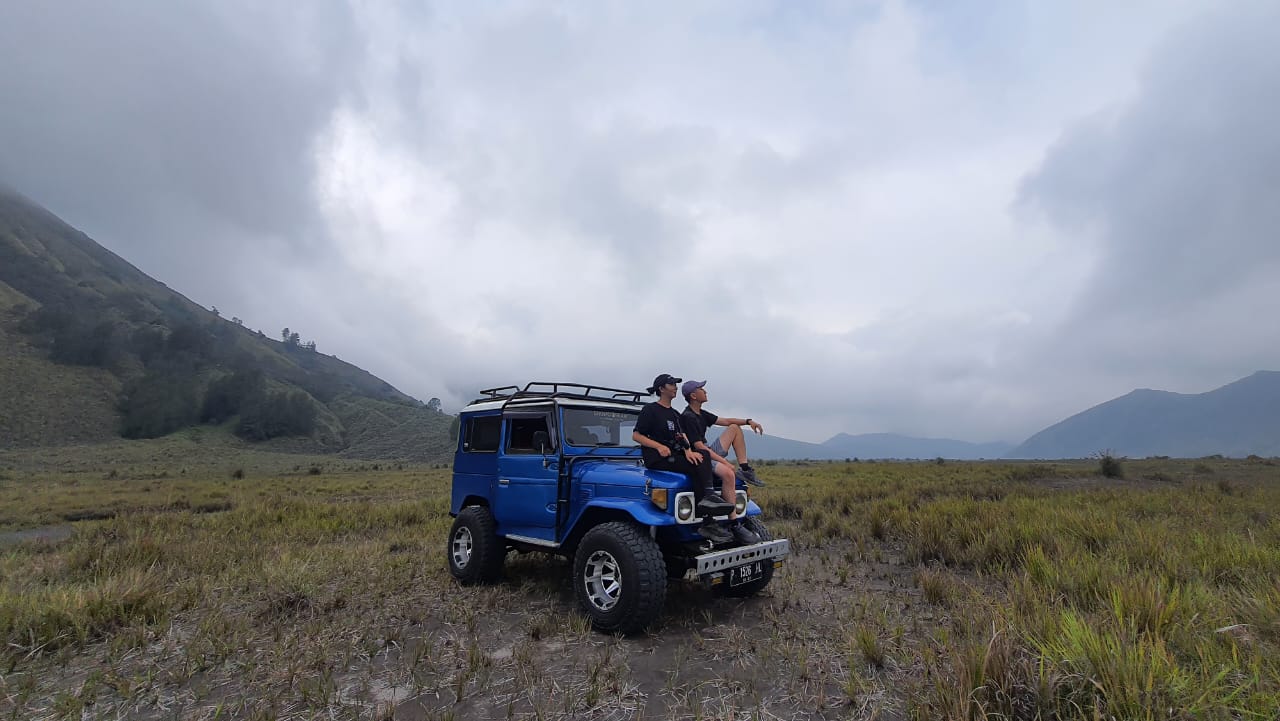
[734,490,748,516]
[674,492,696,523]
[650,487,668,510]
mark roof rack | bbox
[473,382,648,410]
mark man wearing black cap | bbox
[633,373,734,544]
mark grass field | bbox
[1,443,1277,720]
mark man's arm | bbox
[671,412,703,465]
[633,404,673,457]
[714,416,764,434]
[632,430,672,457]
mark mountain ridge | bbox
[1007,371,1280,459]
[0,186,452,460]
[731,430,1012,461]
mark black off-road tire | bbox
[716,517,775,598]
[573,521,668,634]
[447,506,506,585]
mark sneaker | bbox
[696,493,734,516]
[731,522,762,545]
[736,466,766,487]
[699,523,733,545]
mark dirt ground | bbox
[0,523,72,546]
[1,526,937,721]
[377,538,927,721]
[19,463,1263,719]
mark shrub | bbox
[1095,450,1124,479]
[236,389,317,441]
[129,325,167,364]
[852,627,885,668]
[201,369,264,423]
[50,319,121,367]
[16,303,74,335]
[915,566,954,606]
[119,370,201,438]
[164,321,214,359]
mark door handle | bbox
[498,479,510,486]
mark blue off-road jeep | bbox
[447,382,791,633]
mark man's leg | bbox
[718,423,749,465]
[660,452,728,507]
[713,461,738,518]
[715,424,764,487]
[678,451,733,543]
[709,443,762,543]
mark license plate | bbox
[728,560,765,587]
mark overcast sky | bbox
[2,1,1276,444]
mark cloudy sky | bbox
[2,1,1276,444]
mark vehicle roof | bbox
[460,382,649,415]
[462,398,644,414]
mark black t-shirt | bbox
[680,407,719,445]
[635,401,686,464]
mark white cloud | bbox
[4,0,1266,445]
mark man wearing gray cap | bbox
[681,379,766,545]
[680,379,765,488]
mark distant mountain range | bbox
[723,431,1013,461]
[1007,371,1280,459]
[732,372,1280,460]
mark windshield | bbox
[562,407,641,447]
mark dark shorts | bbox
[706,435,729,474]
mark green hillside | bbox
[0,188,453,460]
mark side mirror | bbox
[531,431,551,455]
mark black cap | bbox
[647,373,682,394]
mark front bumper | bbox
[694,538,790,576]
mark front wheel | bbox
[447,506,505,584]
[573,522,667,634]
[716,517,776,597]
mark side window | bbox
[463,416,501,453]
[506,416,552,454]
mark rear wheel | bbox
[717,517,775,597]
[447,506,505,584]
[573,522,667,634]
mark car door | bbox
[494,411,559,543]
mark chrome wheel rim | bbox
[452,526,474,568]
[583,550,622,611]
